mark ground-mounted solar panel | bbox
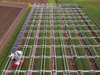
[11,3,36,53]
[11,48,17,53]
[16,39,20,42]
[14,43,19,47]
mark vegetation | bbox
[59,0,86,4]
[58,0,100,73]
[78,2,100,31]
[48,0,56,4]
[78,1,100,70]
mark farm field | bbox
[3,0,48,4]
[77,2,100,32]
[0,7,22,39]
[0,0,100,75]
[0,2,28,55]
[0,2,32,75]
[1,1,100,75]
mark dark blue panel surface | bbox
[12,48,17,53]
[18,35,22,38]
[14,43,19,47]
[11,3,36,53]
[16,39,20,42]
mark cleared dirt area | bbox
[3,0,48,4]
[0,2,28,54]
[0,6,22,39]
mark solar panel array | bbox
[11,3,36,53]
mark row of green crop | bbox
[74,7,100,70]
[76,2,100,70]
[68,21,93,75]
[59,7,100,75]
[71,10,100,75]
[78,2,100,30]
[78,22,100,70]
[58,0,86,5]
[54,26,71,72]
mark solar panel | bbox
[18,35,22,38]
[11,48,17,53]
[20,31,23,35]
[16,39,20,42]
[14,43,19,47]
[11,4,36,53]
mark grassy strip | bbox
[59,0,86,4]
[0,4,31,74]
[48,0,56,4]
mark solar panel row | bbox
[11,3,36,53]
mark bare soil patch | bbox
[0,2,28,55]
[3,0,48,4]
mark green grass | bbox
[35,58,42,70]
[59,0,86,4]
[48,0,56,4]
[57,58,64,70]
[21,58,30,70]
[0,4,31,74]
[45,58,49,70]
[56,47,62,56]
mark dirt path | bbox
[49,8,57,75]
[0,2,28,55]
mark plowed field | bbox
[3,0,48,4]
[0,2,28,54]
